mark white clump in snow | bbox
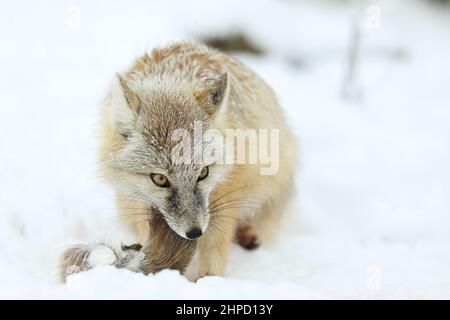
[0,0,450,299]
[87,245,117,268]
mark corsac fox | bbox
[61,42,298,281]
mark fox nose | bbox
[186,227,203,240]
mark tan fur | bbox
[99,42,298,279]
[59,245,91,282]
[140,212,197,274]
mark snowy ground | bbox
[1,0,450,299]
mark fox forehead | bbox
[136,93,210,148]
[121,133,205,175]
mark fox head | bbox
[101,72,231,239]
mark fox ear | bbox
[111,74,141,127]
[210,72,229,107]
[196,72,229,114]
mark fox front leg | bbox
[197,209,239,279]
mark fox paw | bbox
[236,225,261,250]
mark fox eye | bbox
[197,166,209,182]
[150,173,170,188]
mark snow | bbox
[1,0,450,299]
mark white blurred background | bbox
[0,0,450,298]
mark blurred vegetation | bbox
[429,0,450,4]
[201,33,265,55]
